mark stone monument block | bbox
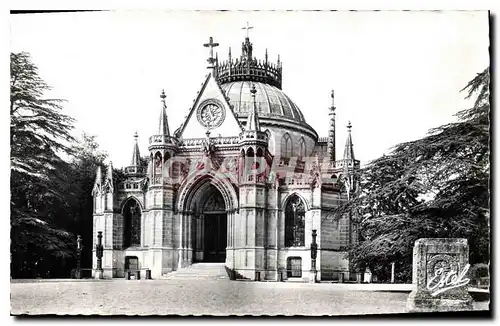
[407,238,473,312]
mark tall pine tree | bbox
[335,68,490,282]
[10,52,76,278]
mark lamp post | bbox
[95,231,104,279]
[310,229,318,283]
[76,235,82,279]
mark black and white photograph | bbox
[8,7,491,317]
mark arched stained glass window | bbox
[284,194,305,247]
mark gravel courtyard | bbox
[10,279,488,316]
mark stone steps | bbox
[161,263,228,280]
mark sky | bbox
[9,10,489,169]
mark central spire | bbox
[158,89,170,136]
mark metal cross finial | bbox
[203,36,219,67]
[134,131,138,139]
[242,22,254,39]
[160,89,166,100]
[347,121,352,130]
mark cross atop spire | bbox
[242,21,254,39]
[203,36,219,70]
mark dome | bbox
[220,81,307,124]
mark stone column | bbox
[406,238,473,312]
[201,214,205,261]
[177,213,183,270]
[182,213,188,267]
[141,214,145,247]
[187,214,193,264]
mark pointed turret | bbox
[158,90,170,136]
[327,90,336,162]
[246,84,261,131]
[343,121,355,161]
[104,161,114,193]
[106,161,113,180]
[92,165,102,195]
[94,165,102,186]
[131,131,141,167]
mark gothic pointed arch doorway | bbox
[191,183,228,262]
[178,172,238,265]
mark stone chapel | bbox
[91,30,360,281]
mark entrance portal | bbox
[203,213,227,262]
[192,183,228,263]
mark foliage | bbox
[10,52,75,179]
[336,68,490,282]
[10,52,108,278]
[10,52,77,278]
[63,133,108,270]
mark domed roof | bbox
[220,81,307,124]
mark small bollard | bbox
[145,269,151,280]
[356,272,362,283]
